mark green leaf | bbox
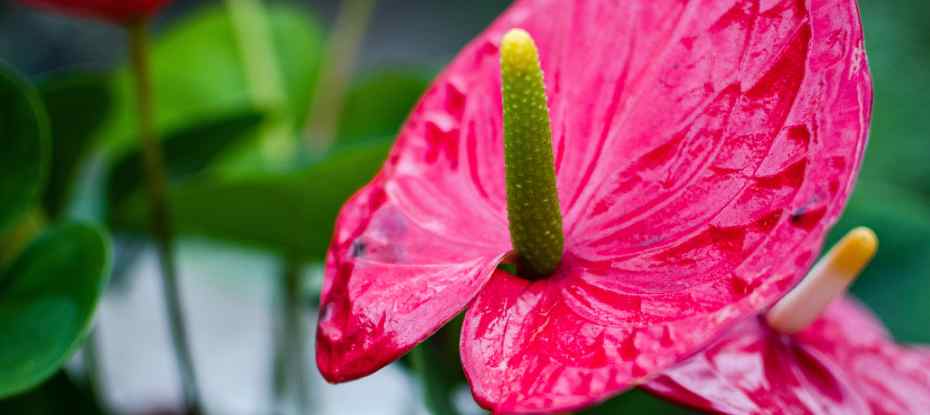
[106,110,265,211]
[410,342,461,415]
[407,314,466,415]
[830,180,930,343]
[97,4,322,155]
[38,74,112,218]
[0,65,49,232]
[0,370,103,415]
[578,388,695,414]
[0,223,111,398]
[858,0,930,195]
[269,7,325,129]
[336,70,431,144]
[112,139,391,261]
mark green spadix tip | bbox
[501,29,537,70]
[500,28,564,278]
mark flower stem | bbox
[500,29,564,278]
[223,1,316,411]
[82,328,111,413]
[410,340,461,415]
[271,259,312,414]
[303,0,377,152]
[126,20,204,415]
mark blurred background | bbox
[0,0,928,414]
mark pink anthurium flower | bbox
[646,296,930,414]
[22,0,169,24]
[317,0,871,413]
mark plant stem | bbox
[272,259,311,414]
[303,0,377,152]
[410,342,461,415]
[82,328,112,413]
[223,1,314,412]
[126,20,204,415]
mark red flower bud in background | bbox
[22,0,169,24]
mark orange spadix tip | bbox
[831,226,878,280]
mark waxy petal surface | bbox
[23,0,169,23]
[317,176,508,381]
[461,239,818,413]
[646,297,930,414]
[457,0,870,411]
[318,0,871,409]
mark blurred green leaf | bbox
[408,315,466,415]
[106,110,265,211]
[337,70,431,143]
[0,65,49,232]
[858,0,930,196]
[97,4,322,154]
[38,74,112,218]
[268,6,324,129]
[113,138,390,261]
[410,341,461,415]
[0,370,103,415]
[579,388,695,414]
[830,180,930,343]
[0,222,110,398]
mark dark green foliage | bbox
[0,65,48,232]
[112,139,391,261]
[96,5,323,155]
[39,74,112,218]
[0,371,104,415]
[337,70,431,143]
[410,316,467,415]
[106,110,265,210]
[0,223,110,398]
[858,0,930,196]
[579,388,696,414]
[830,180,930,343]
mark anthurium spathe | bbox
[22,0,168,24]
[317,0,871,413]
[646,297,930,414]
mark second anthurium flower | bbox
[317,0,871,413]
[647,227,930,413]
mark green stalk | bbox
[303,0,377,151]
[273,260,311,413]
[500,29,564,278]
[410,342,461,415]
[224,1,316,411]
[127,21,204,415]
[82,329,111,413]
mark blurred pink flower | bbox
[647,297,930,414]
[24,0,168,24]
